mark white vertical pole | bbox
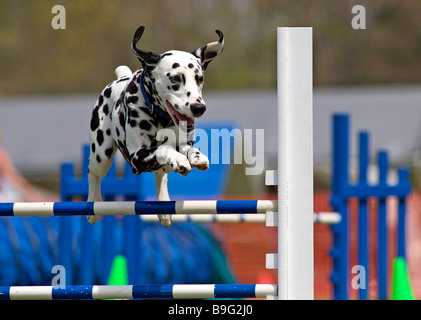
[277,27,314,300]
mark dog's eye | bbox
[169,75,182,83]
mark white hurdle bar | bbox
[0,284,277,300]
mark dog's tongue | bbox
[175,111,193,126]
[166,101,194,127]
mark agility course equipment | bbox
[0,200,275,216]
[0,284,277,300]
[107,255,128,286]
[276,26,314,300]
[330,114,411,300]
[391,257,415,300]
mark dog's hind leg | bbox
[87,141,117,225]
[87,172,102,225]
[154,169,172,228]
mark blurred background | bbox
[1,0,421,299]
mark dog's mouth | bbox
[166,100,194,128]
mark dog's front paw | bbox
[158,214,172,228]
[168,153,192,176]
[189,150,209,171]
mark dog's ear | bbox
[192,30,224,70]
[131,26,161,68]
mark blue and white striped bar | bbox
[0,284,277,300]
[0,200,275,217]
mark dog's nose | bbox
[190,103,206,117]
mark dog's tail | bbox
[115,65,133,79]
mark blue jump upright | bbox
[330,114,411,300]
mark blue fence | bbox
[330,114,411,300]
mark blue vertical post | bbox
[377,151,388,300]
[330,114,350,300]
[397,168,409,259]
[358,132,369,300]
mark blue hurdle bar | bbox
[0,284,277,300]
[0,200,276,217]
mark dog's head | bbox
[131,26,224,128]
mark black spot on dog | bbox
[106,129,111,136]
[187,92,191,97]
[91,143,96,153]
[130,109,139,118]
[97,129,104,146]
[90,105,100,131]
[116,127,120,137]
[127,82,138,94]
[172,85,180,91]
[172,63,180,69]
[188,63,194,68]
[140,106,152,114]
[103,104,109,115]
[119,112,125,127]
[131,146,160,173]
[139,120,152,131]
[127,96,139,104]
[104,87,112,98]
[96,155,102,163]
[105,147,114,158]
[98,95,104,106]
[130,119,138,127]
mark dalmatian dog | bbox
[87,26,224,227]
